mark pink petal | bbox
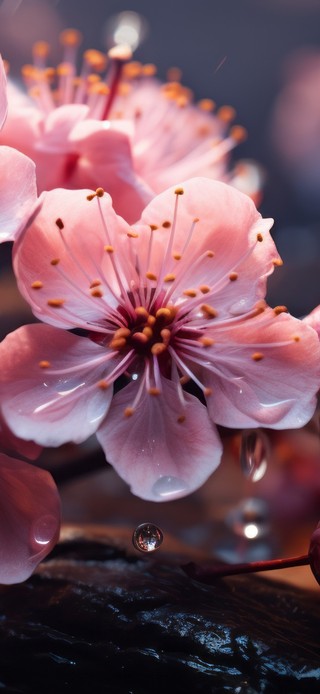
[0,55,7,130]
[303,305,320,338]
[135,178,277,313]
[13,188,132,329]
[0,453,60,584]
[0,414,42,461]
[97,376,222,502]
[0,146,37,243]
[202,308,320,429]
[38,104,89,153]
[0,324,114,447]
[68,121,153,222]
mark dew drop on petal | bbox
[152,476,188,499]
[132,523,163,553]
[226,498,270,540]
[240,429,269,482]
[32,514,59,547]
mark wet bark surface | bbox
[0,526,319,693]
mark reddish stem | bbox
[182,554,310,584]
[101,59,124,121]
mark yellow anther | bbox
[162,220,171,228]
[146,271,157,281]
[21,64,39,80]
[87,194,95,201]
[273,258,283,267]
[104,245,114,253]
[173,252,182,260]
[206,251,215,258]
[90,279,102,288]
[124,407,134,417]
[31,281,43,290]
[174,187,184,195]
[198,98,215,112]
[201,304,218,319]
[55,218,64,230]
[127,231,139,238]
[199,337,214,347]
[83,49,107,72]
[217,105,236,122]
[142,63,157,77]
[57,62,73,77]
[156,308,171,320]
[135,306,149,320]
[200,285,210,294]
[151,342,167,356]
[148,387,161,396]
[97,380,109,390]
[147,315,156,326]
[166,67,182,82]
[32,41,50,59]
[91,289,103,298]
[132,332,148,343]
[47,298,65,308]
[177,414,186,424]
[292,335,301,342]
[164,273,176,283]
[86,74,100,84]
[39,360,51,369]
[229,272,238,281]
[204,387,213,397]
[50,258,60,266]
[95,187,104,197]
[142,326,153,339]
[160,328,171,343]
[123,61,142,79]
[230,125,247,142]
[256,233,263,242]
[251,352,264,361]
[89,82,110,96]
[110,337,127,350]
[149,224,158,231]
[180,375,190,385]
[183,289,197,298]
[274,305,288,315]
[114,328,130,339]
[59,28,82,47]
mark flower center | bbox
[110,304,177,360]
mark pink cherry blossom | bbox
[303,305,320,338]
[0,55,37,243]
[0,32,258,224]
[0,452,60,584]
[1,178,319,502]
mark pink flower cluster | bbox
[0,31,319,586]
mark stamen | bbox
[251,352,264,361]
[146,271,157,281]
[31,281,43,290]
[256,233,263,242]
[217,105,236,122]
[55,218,64,230]
[274,305,288,315]
[101,44,132,120]
[135,306,149,320]
[151,343,167,356]
[39,360,51,368]
[198,98,215,111]
[201,304,218,319]
[230,125,247,143]
[50,258,60,266]
[47,298,65,308]
[229,272,238,281]
[177,415,186,424]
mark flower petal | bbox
[0,146,37,243]
[0,324,113,447]
[0,55,7,130]
[0,453,60,584]
[201,308,320,428]
[0,414,42,461]
[97,376,222,502]
[69,120,153,222]
[135,178,277,314]
[303,305,320,338]
[13,188,132,329]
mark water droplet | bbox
[226,498,270,540]
[152,476,188,499]
[240,429,269,482]
[32,514,58,546]
[132,523,163,553]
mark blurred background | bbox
[1,0,320,315]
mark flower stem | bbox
[181,554,310,584]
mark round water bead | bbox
[132,523,163,553]
[226,498,270,540]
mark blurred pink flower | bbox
[0,55,37,243]
[0,32,258,224]
[0,178,319,502]
[303,304,320,338]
